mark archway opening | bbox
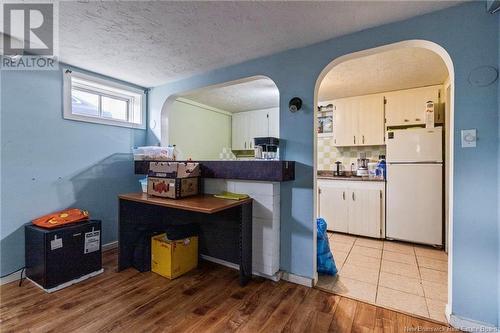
[313,40,454,323]
[160,75,279,160]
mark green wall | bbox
[168,99,231,160]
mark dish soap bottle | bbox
[376,155,386,180]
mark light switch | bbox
[461,129,477,148]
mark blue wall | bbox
[149,2,499,326]
[0,67,146,276]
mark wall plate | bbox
[461,129,477,148]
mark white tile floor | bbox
[317,232,448,323]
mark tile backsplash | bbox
[317,137,386,170]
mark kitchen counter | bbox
[317,170,385,182]
[135,160,295,182]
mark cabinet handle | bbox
[352,192,355,201]
[362,135,365,144]
[404,119,409,122]
[353,136,356,144]
[415,118,421,121]
[342,191,345,200]
[244,141,246,149]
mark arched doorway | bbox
[313,40,454,323]
[160,75,280,154]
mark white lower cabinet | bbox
[318,180,385,238]
[318,185,349,233]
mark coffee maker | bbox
[254,137,279,160]
[356,152,369,177]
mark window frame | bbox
[63,68,146,129]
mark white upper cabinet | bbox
[357,95,385,145]
[332,94,384,147]
[332,98,355,146]
[232,108,279,150]
[385,85,441,127]
[232,112,249,150]
[268,107,279,138]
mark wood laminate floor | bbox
[0,249,457,333]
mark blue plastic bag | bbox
[317,218,338,275]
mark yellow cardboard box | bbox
[151,233,198,279]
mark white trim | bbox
[281,272,314,287]
[0,268,25,286]
[448,313,499,332]
[63,68,146,130]
[200,255,282,282]
[28,269,103,293]
[200,254,239,270]
[175,97,233,116]
[102,241,118,251]
[445,303,452,323]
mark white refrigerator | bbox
[386,127,443,246]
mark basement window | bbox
[63,69,146,129]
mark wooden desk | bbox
[118,193,253,286]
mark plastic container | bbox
[139,178,148,193]
[368,162,378,179]
[132,146,177,161]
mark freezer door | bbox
[386,127,442,162]
[386,164,442,246]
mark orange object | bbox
[32,208,89,229]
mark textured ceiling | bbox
[179,77,279,113]
[57,1,463,87]
[319,47,449,101]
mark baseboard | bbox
[102,241,118,251]
[448,313,498,331]
[445,303,452,323]
[1,241,117,286]
[0,269,25,286]
[200,254,240,270]
[28,269,104,293]
[200,255,282,282]
[281,272,314,287]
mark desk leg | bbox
[240,201,253,286]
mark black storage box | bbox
[25,220,103,292]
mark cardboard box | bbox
[147,176,199,199]
[151,233,198,279]
[148,162,200,178]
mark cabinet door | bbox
[385,86,441,127]
[318,185,348,233]
[408,86,440,124]
[348,189,382,238]
[385,91,406,126]
[232,112,249,150]
[358,95,385,145]
[268,108,279,137]
[251,110,269,140]
[333,99,356,146]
